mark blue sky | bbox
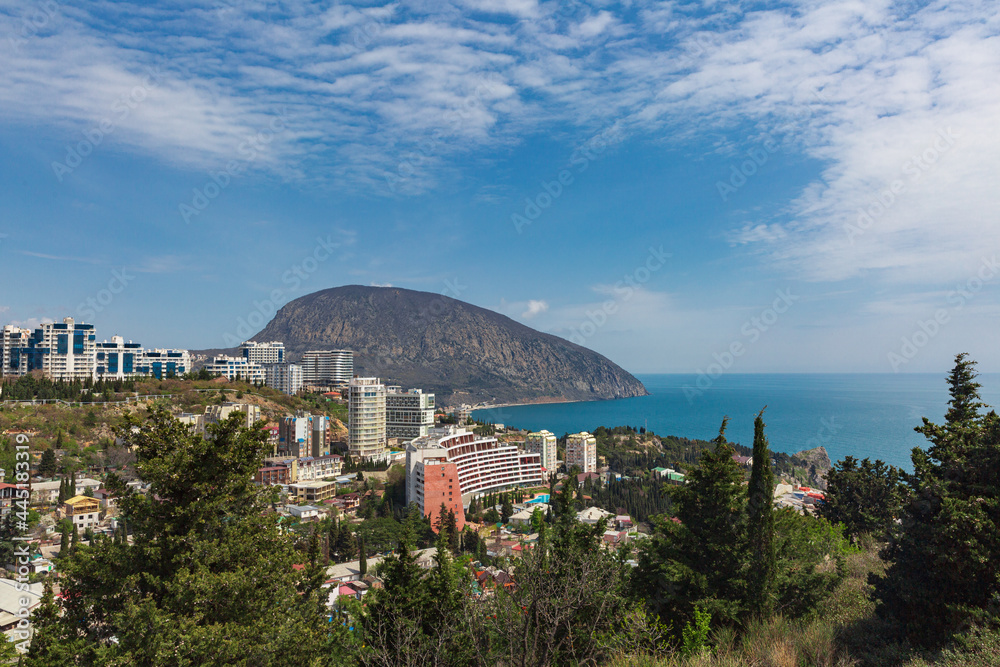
[1,0,998,375]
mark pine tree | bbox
[746,408,776,620]
[633,417,748,629]
[501,494,514,523]
[873,353,1000,643]
[24,581,85,664]
[41,408,338,665]
[39,448,57,478]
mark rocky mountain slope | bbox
[227,285,649,407]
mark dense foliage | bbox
[819,456,908,541]
[25,408,346,667]
[631,417,850,637]
[872,353,1000,644]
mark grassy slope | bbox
[0,379,347,466]
[609,543,1000,667]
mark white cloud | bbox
[521,299,549,318]
[0,0,996,286]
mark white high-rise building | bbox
[348,376,386,460]
[265,363,303,395]
[137,349,191,379]
[566,432,598,473]
[525,429,558,473]
[94,336,143,380]
[301,350,353,386]
[94,338,191,381]
[386,387,435,441]
[239,341,285,365]
[204,355,265,383]
[0,318,96,381]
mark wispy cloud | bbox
[20,251,103,264]
[1,0,997,288]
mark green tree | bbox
[58,525,70,558]
[819,456,908,541]
[501,494,514,523]
[39,448,58,478]
[745,408,776,619]
[358,535,367,575]
[632,418,748,630]
[25,581,84,663]
[872,353,1000,644]
[28,408,345,666]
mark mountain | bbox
[229,285,648,407]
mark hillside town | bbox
[0,318,829,654]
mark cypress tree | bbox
[633,417,748,629]
[358,535,367,575]
[59,526,70,557]
[746,408,776,619]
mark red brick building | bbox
[419,460,465,532]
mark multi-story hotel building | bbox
[386,387,435,441]
[301,349,353,386]
[137,349,190,379]
[406,427,545,530]
[94,336,143,380]
[95,338,191,381]
[566,431,598,473]
[525,429,558,473]
[265,363,303,395]
[239,341,285,365]
[1,318,97,381]
[277,414,329,458]
[348,377,386,460]
[203,355,265,383]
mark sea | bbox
[472,373,1000,471]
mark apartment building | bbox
[301,349,353,386]
[277,414,329,458]
[203,355,265,383]
[348,377,386,460]
[386,387,435,440]
[239,340,285,365]
[265,362,303,395]
[1,318,96,380]
[405,426,544,529]
[525,429,558,472]
[182,403,263,438]
[136,348,190,379]
[565,431,597,473]
[94,336,143,380]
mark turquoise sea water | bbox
[472,373,1000,471]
